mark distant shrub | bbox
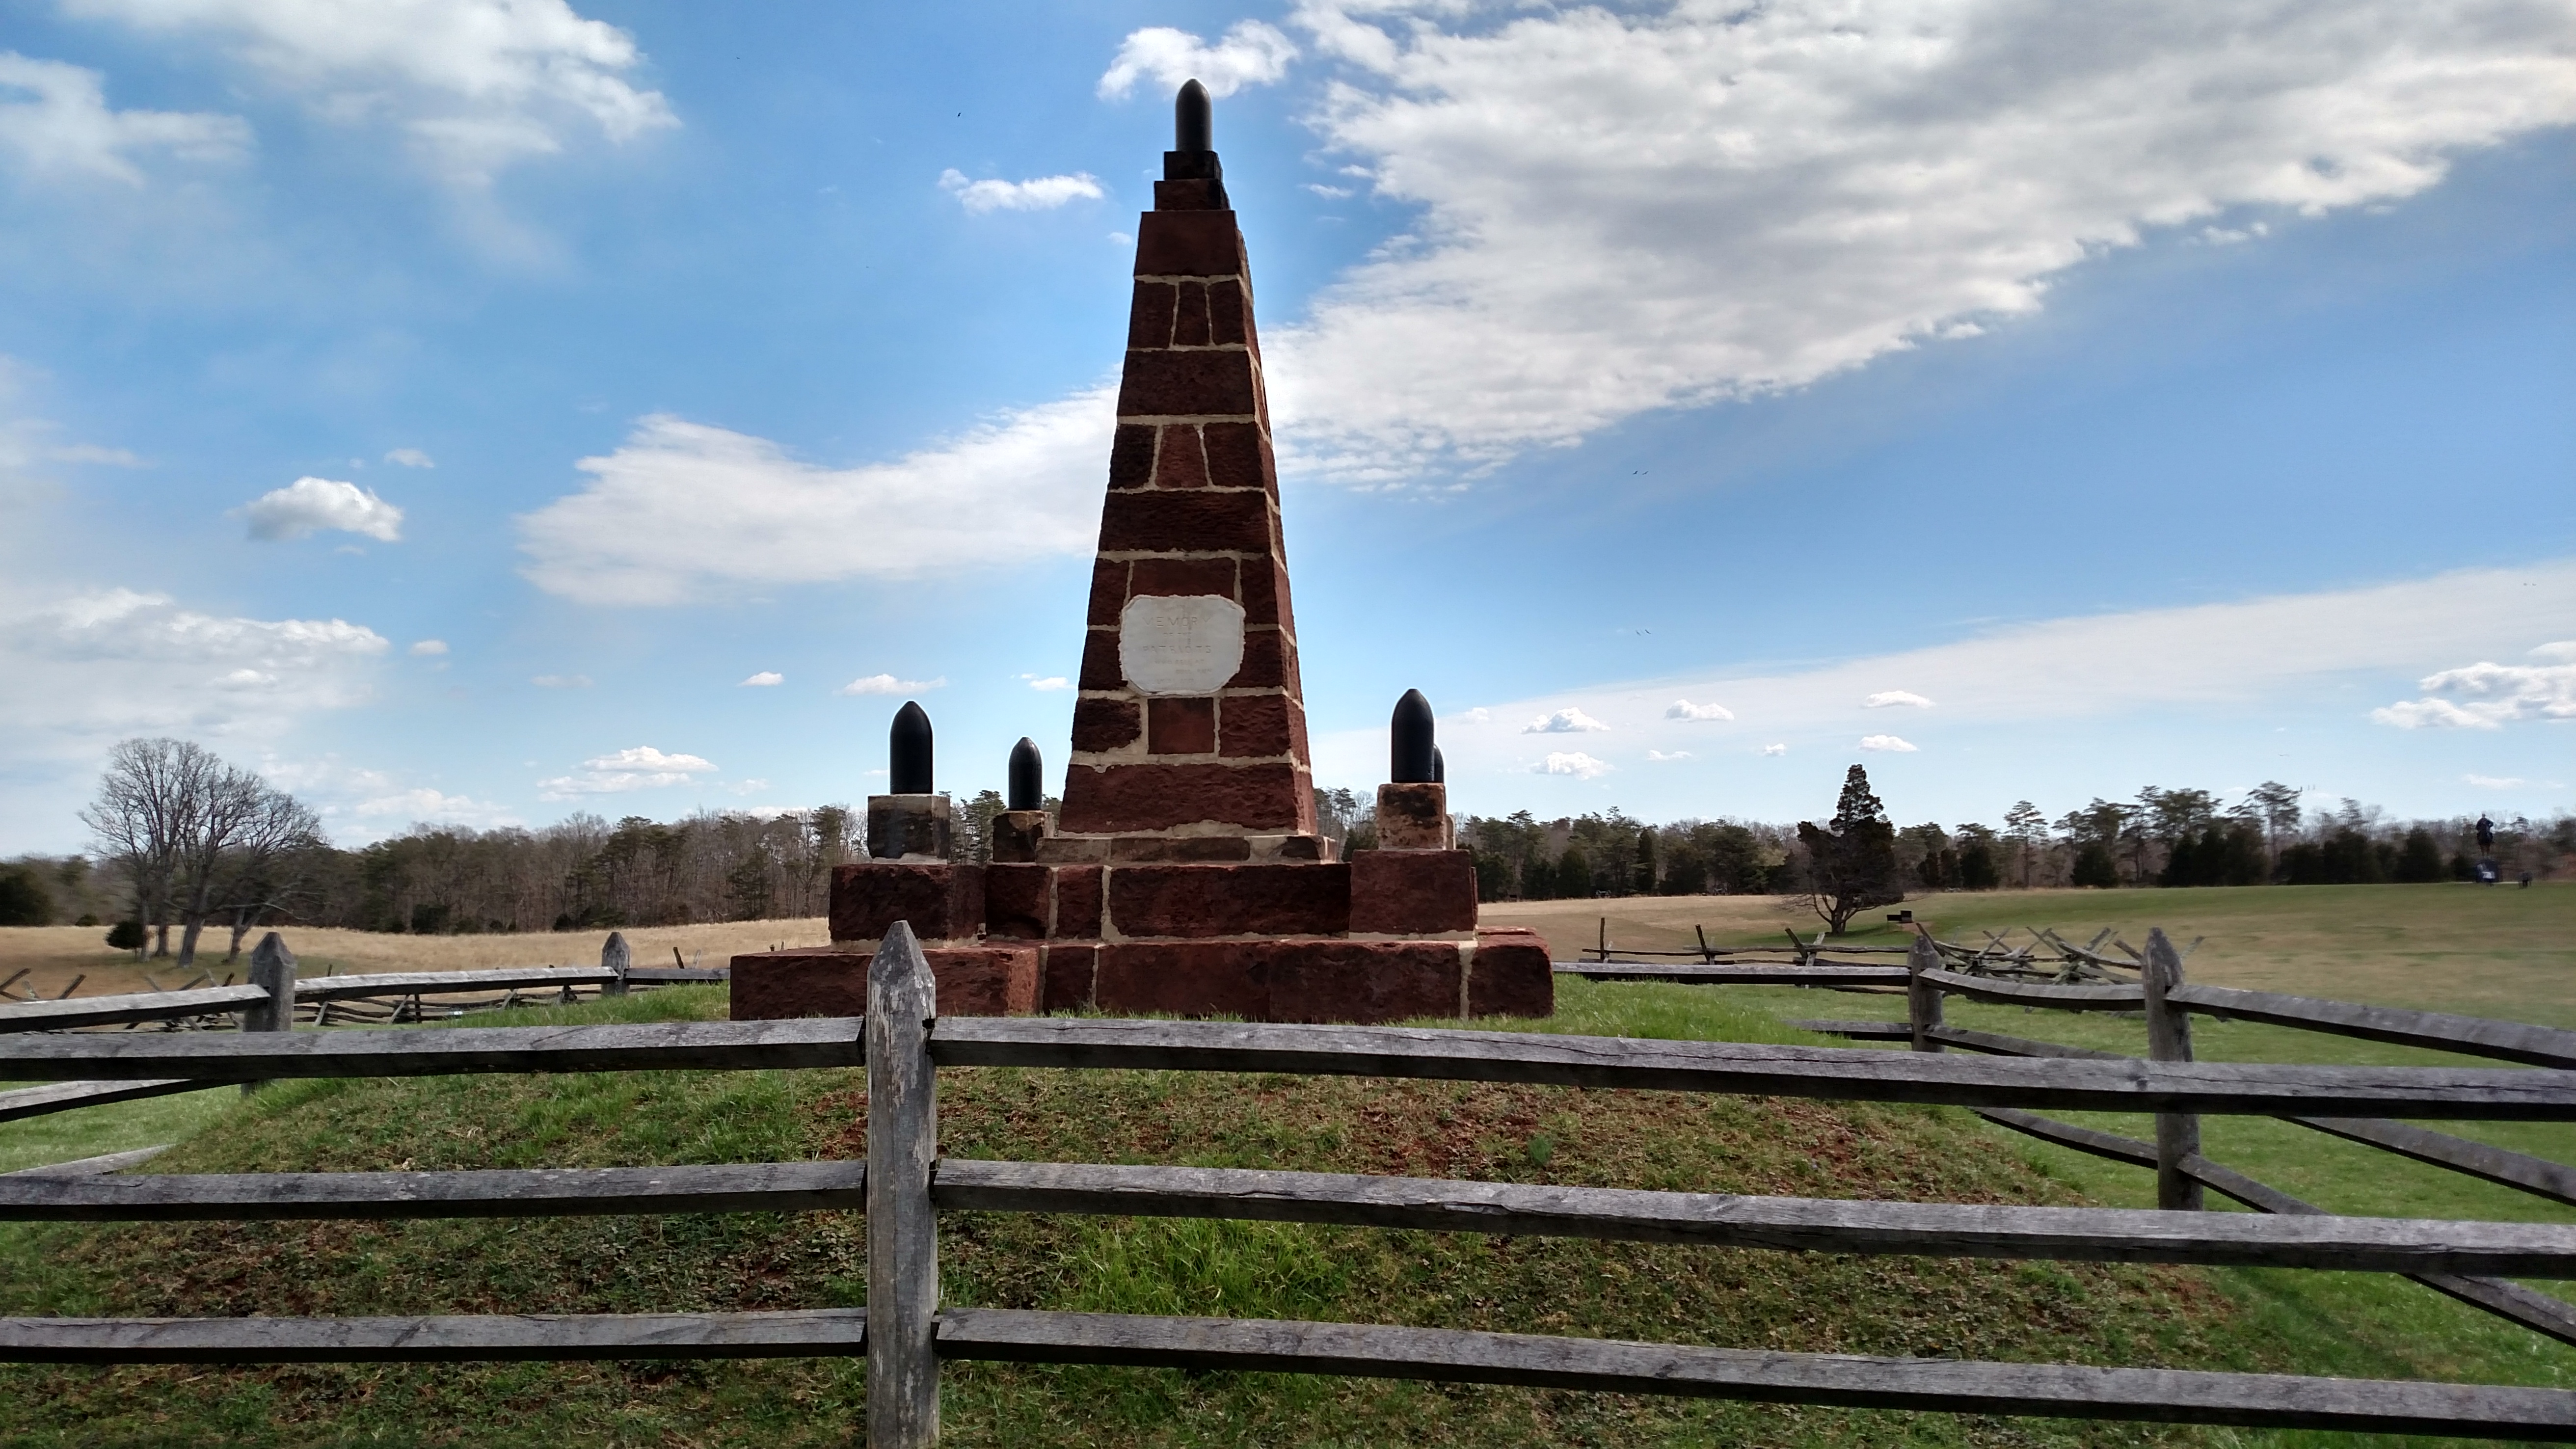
[75,913,99,928]
[2070,842,2119,888]
[105,920,147,951]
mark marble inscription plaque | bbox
[1119,594,1245,695]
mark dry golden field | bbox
[0,918,831,1000]
[1485,881,2576,1024]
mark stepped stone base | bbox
[732,853,1550,1025]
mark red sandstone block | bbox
[990,811,1048,865]
[1238,556,1292,628]
[1200,423,1270,493]
[1208,279,1253,348]
[1098,489,1271,555]
[1108,424,1156,491]
[1349,849,1478,934]
[729,948,865,1020]
[1128,556,1236,599]
[1268,941,1464,1024]
[1153,425,1208,488]
[1053,864,1103,938]
[1116,349,1257,419]
[985,862,1051,939]
[1072,697,1141,752]
[830,862,985,942]
[1375,782,1449,850]
[1087,559,1128,625]
[1095,941,1269,1019]
[1134,210,1244,278]
[1041,943,1098,1012]
[1109,835,1252,861]
[1219,692,1293,758]
[1230,629,1288,689]
[1059,761,1308,833]
[1078,629,1122,690]
[1106,861,1350,938]
[1148,696,1216,754]
[926,945,1041,1017]
[1173,282,1211,347]
[1127,282,1176,351]
[1469,929,1554,1018]
[1153,178,1222,211]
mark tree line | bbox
[3,738,2568,955]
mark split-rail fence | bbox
[4,926,2576,1440]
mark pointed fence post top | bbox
[869,920,937,1023]
[1905,932,1940,972]
[249,931,295,975]
[600,931,631,973]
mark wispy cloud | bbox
[939,168,1103,214]
[1665,699,1732,722]
[518,393,1111,605]
[0,51,249,185]
[537,744,717,798]
[237,477,404,542]
[409,639,448,656]
[1859,734,1919,752]
[1535,751,1611,779]
[739,671,783,687]
[1024,675,1070,692]
[1864,690,1934,709]
[1762,744,1788,756]
[1524,707,1609,734]
[383,448,434,468]
[531,673,591,689]
[1097,21,1295,100]
[2372,642,2576,729]
[1646,750,1692,762]
[840,673,944,697]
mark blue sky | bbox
[2,0,2572,853]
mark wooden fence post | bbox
[1905,932,1944,1052]
[600,932,630,997]
[2143,927,2203,1211]
[242,932,297,1097]
[867,920,940,1447]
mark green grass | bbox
[2,918,2575,1446]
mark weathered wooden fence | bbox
[7,925,2576,1440]
[1790,928,2576,1346]
[0,932,726,1122]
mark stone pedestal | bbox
[1375,782,1453,851]
[731,943,1039,1019]
[990,809,1050,863]
[867,794,951,861]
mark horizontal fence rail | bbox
[2170,983,2576,1070]
[0,1310,868,1364]
[926,1017,2576,1120]
[293,967,620,1004]
[0,986,270,1034]
[0,1019,861,1081]
[933,1310,2576,1440]
[1556,963,1913,987]
[0,1161,866,1221]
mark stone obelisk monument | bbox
[729,82,1551,1025]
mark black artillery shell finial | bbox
[1008,737,1044,812]
[1391,689,1436,784]
[1432,746,1446,785]
[1176,78,1212,152]
[889,701,933,795]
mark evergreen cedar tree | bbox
[1798,764,1906,935]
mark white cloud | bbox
[383,448,434,468]
[1523,707,1609,734]
[1025,675,1071,692]
[840,673,945,697]
[530,673,591,688]
[939,168,1103,215]
[0,51,250,184]
[1535,751,1611,779]
[537,744,715,798]
[0,587,387,749]
[408,638,448,656]
[67,0,675,186]
[352,786,517,827]
[1859,734,1919,752]
[739,670,783,687]
[1646,750,1692,762]
[49,443,144,465]
[2372,643,2576,729]
[1762,744,1788,756]
[237,477,404,542]
[1098,21,1296,100]
[1864,690,1935,709]
[1267,0,2576,480]
[1665,699,1732,722]
[1456,707,1490,723]
[517,394,1112,605]
[2467,774,2527,789]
